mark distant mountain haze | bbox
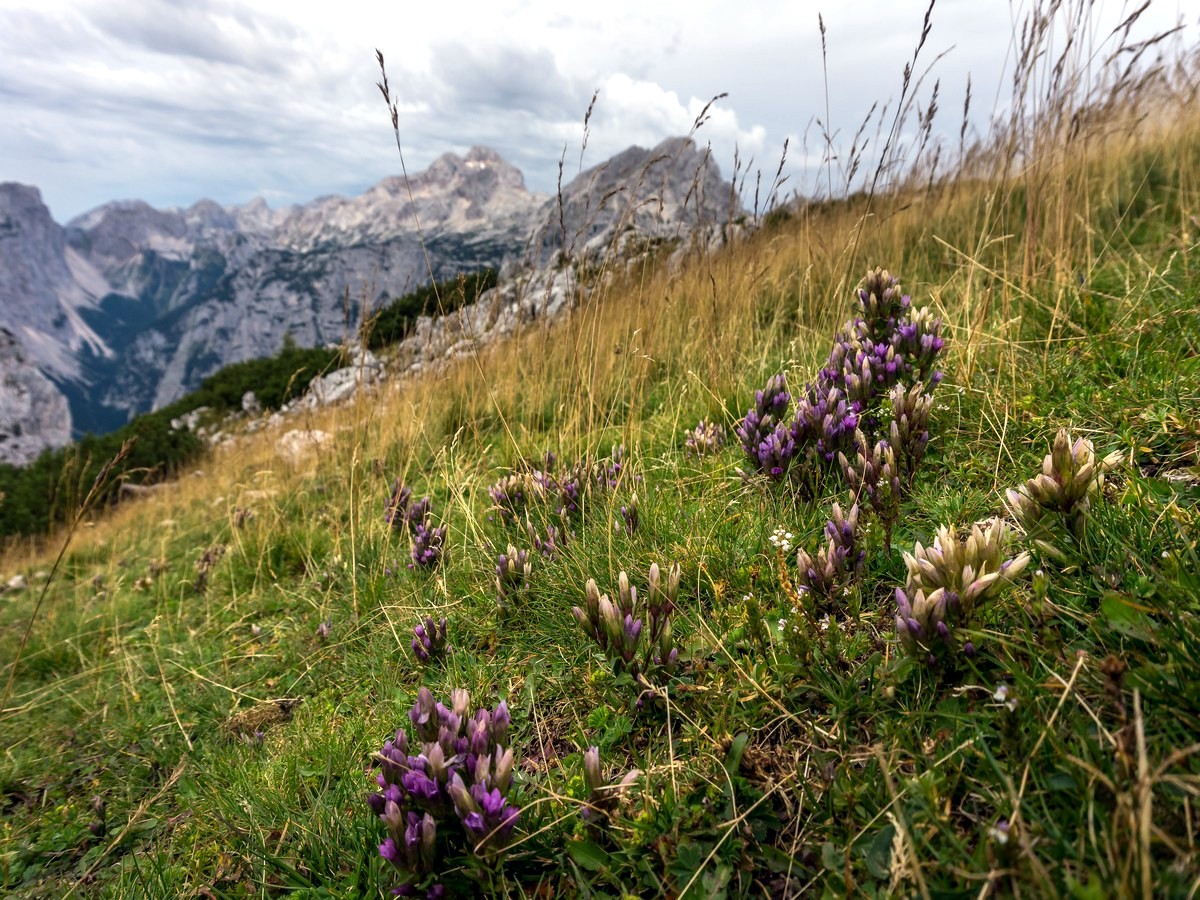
[0,138,737,465]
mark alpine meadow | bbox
[2,2,1199,897]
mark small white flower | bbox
[993,684,1017,711]
[988,821,1010,845]
[769,526,794,553]
[1161,550,1170,559]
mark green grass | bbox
[3,255,1197,894]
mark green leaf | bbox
[1100,592,1157,640]
[821,841,841,872]
[723,732,750,777]
[567,839,611,872]
[699,864,732,899]
[760,845,801,874]
[864,823,895,880]
[1047,771,1077,791]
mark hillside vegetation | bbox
[2,6,1199,897]
[0,266,500,541]
[0,339,343,538]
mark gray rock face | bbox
[538,136,738,261]
[0,183,110,381]
[0,139,740,463]
[0,328,72,464]
[273,146,542,253]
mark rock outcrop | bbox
[0,328,72,465]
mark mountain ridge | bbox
[0,136,738,465]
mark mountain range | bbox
[0,137,737,466]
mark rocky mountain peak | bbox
[0,181,46,209]
[185,199,237,233]
[541,136,739,258]
[0,183,61,248]
[230,197,289,235]
[67,199,194,272]
[275,147,545,252]
[0,137,740,465]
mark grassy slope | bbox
[3,50,1200,900]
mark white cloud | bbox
[0,0,1192,220]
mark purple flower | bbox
[492,700,510,749]
[685,419,727,456]
[574,566,682,680]
[410,617,448,665]
[369,688,523,885]
[581,745,639,825]
[379,837,401,865]
[488,473,533,524]
[795,503,862,606]
[619,493,639,535]
[409,687,437,740]
[384,480,413,529]
[460,788,520,854]
[409,521,446,569]
[737,373,795,476]
[889,383,934,485]
[495,545,532,613]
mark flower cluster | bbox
[581,746,639,826]
[495,545,531,615]
[386,480,431,531]
[410,519,447,569]
[525,518,568,560]
[735,374,794,479]
[368,689,518,893]
[411,617,449,665]
[595,444,628,492]
[736,268,945,487]
[1004,428,1123,555]
[839,431,901,545]
[387,480,447,569]
[826,267,945,399]
[889,382,934,485]
[552,461,588,518]
[684,419,727,456]
[619,493,639,536]
[768,526,795,554]
[794,502,864,606]
[487,473,536,526]
[894,520,1030,665]
[792,383,861,466]
[488,446,631,525]
[572,563,682,680]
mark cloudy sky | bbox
[1,0,1192,222]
